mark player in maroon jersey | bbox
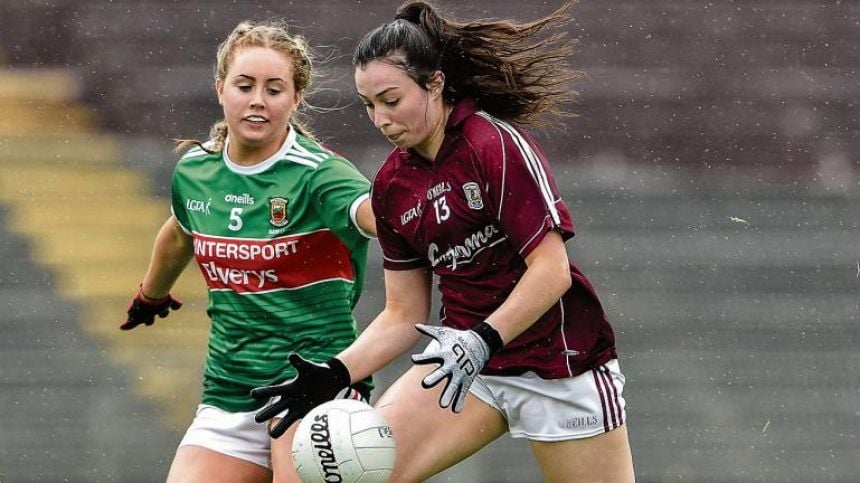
[252,2,634,481]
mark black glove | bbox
[411,322,503,413]
[120,286,182,330]
[250,353,351,438]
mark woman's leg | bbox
[529,425,635,483]
[166,445,272,483]
[167,405,274,483]
[270,386,368,483]
[376,364,509,483]
[269,419,302,483]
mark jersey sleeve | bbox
[375,215,428,271]
[308,156,373,249]
[370,173,428,271]
[169,163,193,234]
[477,122,575,258]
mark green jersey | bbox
[171,128,372,412]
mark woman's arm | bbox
[250,266,432,435]
[338,266,432,382]
[121,216,193,330]
[484,230,572,344]
[140,216,194,298]
[405,231,571,413]
[354,198,377,238]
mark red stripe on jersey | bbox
[192,230,354,294]
[592,369,610,433]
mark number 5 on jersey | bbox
[228,207,244,231]
[433,196,450,224]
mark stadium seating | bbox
[0,67,199,479]
[0,64,212,427]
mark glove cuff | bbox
[325,357,352,386]
[138,284,171,304]
[471,321,504,356]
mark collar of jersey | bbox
[222,125,297,175]
[399,98,478,166]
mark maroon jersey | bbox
[371,99,616,379]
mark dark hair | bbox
[353,1,582,125]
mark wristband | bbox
[471,321,504,356]
[138,285,169,303]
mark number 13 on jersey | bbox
[433,196,450,224]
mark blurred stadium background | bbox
[0,0,858,481]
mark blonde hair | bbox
[176,19,315,153]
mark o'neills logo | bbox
[225,193,255,205]
[269,197,289,227]
[310,414,342,482]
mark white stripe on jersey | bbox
[171,205,193,235]
[288,140,327,163]
[519,215,552,255]
[497,121,560,225]
[476,112,561,225]
[478,115,508,216]
[381,254,424,264]
[558,299,574,377]
[208,276,354,295]
[349,193,374,239]
[191,227,333,242]
[284,154,320,169]
[183,147,207,159]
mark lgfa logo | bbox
[269,197,289,227]
[186,198,211,214]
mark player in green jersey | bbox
[121,20,376,483]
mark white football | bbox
[292,399,396,483]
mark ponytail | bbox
[355,1,582,126]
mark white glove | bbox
[411,323,501,413]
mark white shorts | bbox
[178,388,366,469]
[469,359,627,441]
[179,405,273,468]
